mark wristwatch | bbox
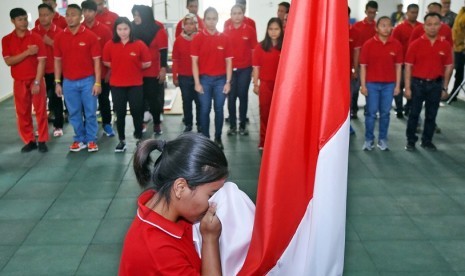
[33,80,40,86]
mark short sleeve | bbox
[395,41,403,63]
[172,39,180,61]
[190,34,201,57]
[444,42,453,65]
[90,33,102,58]
[156,28,168,50]
[34,33,47,58]
[53,32,63,58]
[224,35,233,59]
[252,44,262,66]
[2,36,11,58]
[140,41,152,63]
[102,41,112,63]
[359,42,369,65]
[249,27,258,49]
[404,41,416,65]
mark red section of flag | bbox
[238,0,350,274]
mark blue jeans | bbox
[365,82,395,142]
[179,75,200,127]
[198,75,227,139]
[63,76,98,143]
[228,67,252,128]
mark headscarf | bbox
[181,13,199,40]
[131,5,159,46]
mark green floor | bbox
[0,95,464,275]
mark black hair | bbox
[204,6,218,19]
[133,133,229,206]
[428,2,442,10]
[10,8,27,19]
[67,3,82,14]
[278,2,290,13]
[112,17,135,43]
[186,0,198,7]
[424,12,442,22]
[131,5,159,46]
[376,16,391,27]
[38,3,54,13]
[407,4,419,11]
[81,0,97,11]
[260,17,283,52]
[348,6,351,16]
[366,1,378,10]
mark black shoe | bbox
[405,142,416,152]
[246,117,250,124]
[396,112,404,119]
[420,141,437,151]
[21,141,37,153]
[435,126,441,134]
[183,125,193,133]
[227,127,237,136]
[239,127,249,136]
[404,109,410,117]
[214,138,224,150]
[115,141,127,153]
[38,142,48,153]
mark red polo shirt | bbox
[349,25,362,69]
[191,29,233,76]
[359,36,403,83]
[175,15,205,38]
[224,16,257,32]
[142,28,168,77]
[352,18,377,46]
[54,25,101,80]
[103,39,152,87]
[172,35,196,78]
[85,21,112,77]
[409,23,453,46]
[119,190,201,276]
[32,24,63,74]
[223,22,257,69]
[35,12,67,30]
[405,35,453,79]
[252,44,281,81]
[392,20,420,57]
[95,8,119,30]
[2,30,46,81]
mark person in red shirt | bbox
[360,16,403,151]
[2,8,49,153]
[33,3,65,138]
[192,7,233,150]
[277,2,290,22]
[82,0,115,137]
[252,18,283,150]
[404,12,453,151]
[175,0,205,38]
[93,0,118,30]
[173,13,201,133]
[224,4,257,136]
[349,7,362,121]
[409,2,453,45]
[103,17,152,152]
[223,0,257,31]
[391,3,419,118]
[54,4,102,152]
[119,133,226,275]
[34,0,67,29]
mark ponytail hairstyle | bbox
[260,17,284,52]
[133,133,229,205]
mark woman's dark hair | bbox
[260,17,283,52]
[10,8,27,19]
[204,6,218,20]
[376,16,391,27]
[131,5,159,46]
[112,17,135,43]
[133,133,229,205]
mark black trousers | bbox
[451,51,465,100]
[44,73,64,128]
[142,77,164,125]
[111,86,144,140]
[98,81,112,125]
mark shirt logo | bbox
[106,21,111,25]
[390,52,396,56]
[79,42,86,46]
[97,37,102,40]
[217,45,224,50]
[130,52,137,56]
[242,36,249,40]
[439,51,445,55]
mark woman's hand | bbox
[200,203,221,241]
[195,83,204,94]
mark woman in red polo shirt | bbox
[360,16,402,151]
[103,17,152,152]
[252,17,283,150]
[119,133,226,275]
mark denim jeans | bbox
[198,75,227,139]
[228,67,252,128]
[406,78,442,143]
[179,75,200,127]
[365,82,395,142]
[63,76,98,143]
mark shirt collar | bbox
[64,24,86,34]
[363,17,375,25]
[12,30,32,38]
[373,35,393,44]
[37,23,57,32]
[202,28,219,36]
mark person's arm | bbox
[93,57,102,96]
[223,58,232,94]
[252,66,260,95]
[404,64,412,100]
[159,48,168,84]
[4,45,38,66]
[192,56,203,93]
[360,65,367,96]
[394,63,402,96]
[54,58,63,97]
[31,58,46,95]
[352,48,360,79]
[103,61,111,67]
[200,204,222,276]
[442,64,454,99]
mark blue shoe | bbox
[103,124,115,137]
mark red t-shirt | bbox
[405,35,453,79]
[35,12,67,30]
[252,44,281,81]
[224,16,257,32]
[119,190,202,276]
[223,22,257,69]
[85,21,112,77]
[54,25,101,80]
[359,36,403,83]
[142,28,168,77]
[32,24,63,74]
[103,39,152,87]
[352,18,377,46]
[409,23,453,46]
[172,34,196,79]
[175,15,205,38]
[191,29,233,76]
[349,24,362,69]
[2,30,47,81]
[391,20,420,57]
[95,8,119,30]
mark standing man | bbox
[93,0,118,30]
[449,2,465,101]
[409,2,453,45]
[2,8,49,152]
[404,12,453,151]
[34,0,67,29]
[390,3,405,26]
[277,2,290,22]
[175,0,205,38]
[82,0,114,137]
[441,0,457,28]
[54,4,102,152]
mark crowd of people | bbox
[2,0,290,153]
[350,0,464,152]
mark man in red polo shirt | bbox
[2,8,49,153]
[34,0,67,29]
[391,3,419,118]
[82,0,114,137]
[404,12,453,152]
[224,0,257,32]
[175,0,205,38]
[93,0,118,30]
[409,2,453,45]
[54,4,102,152]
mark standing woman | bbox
[132,5,168,136]
[360,16,403,151]
[172,13,201,133]
[252,17,283,150]
[103,17,152,152]
[191,7,233,150]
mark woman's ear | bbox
[173,178,188,199]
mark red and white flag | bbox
[238,0,350,275]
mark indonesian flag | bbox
[238,0,350,275]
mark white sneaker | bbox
[377,139,389,151]
[362,141,374,151]
[143,111,152,123]
[53,128,63,137]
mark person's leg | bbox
[422,81,442,143]
[364,82,380,143]
[13,80,35,144]
[350,77,360,117]
[406,79,425,144]
[237,67,252,130]
[179,75,194,128]
[63,78,85,143]
[152,79,165,126]
[228,70,239,130]
[127,86,144,139]
[45,73,64,129]
[450,51,465,101]
[80,76,98,144]
[393,66,405,117]
[111,86,128,141]
[259,80,274,148]
[99,80,113,126]
[212,76,227,140]
[378,82,395,141]
[142,77,158,126]
[198,75,214,138]
[32,79,50,143]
